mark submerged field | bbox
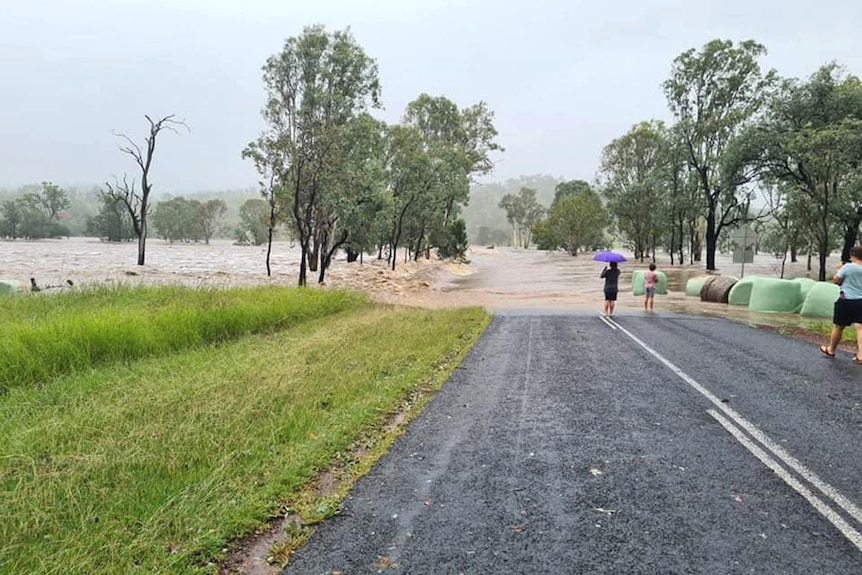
[0,286,490,574]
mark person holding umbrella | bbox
[594,251,626,317]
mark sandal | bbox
[820,345,836,358]
[853,357,862,365]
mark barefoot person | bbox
[820,245,862,363]
[601,261,620,317]
[644,263,658,311]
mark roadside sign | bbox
[731,225,757,276]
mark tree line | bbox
[242,25,502,285]
[0,182,254,244]
[599,39,862,281]
[489,39,862,282]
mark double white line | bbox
[601,314,862,551]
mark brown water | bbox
[0,238,836,329]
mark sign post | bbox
[732,225,757,278]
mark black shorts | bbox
[604,290,618,301]
[833,298,862,327]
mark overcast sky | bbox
[2,0,861,193]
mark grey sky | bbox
[2,0,861,193]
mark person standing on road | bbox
[601,261,620,317]
[819,245,862,364]
[645,263,658,312]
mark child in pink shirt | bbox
[645,263,658,311]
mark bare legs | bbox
[824,324,844,355]
[603,299,616,317]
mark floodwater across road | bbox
[285,311,861,574]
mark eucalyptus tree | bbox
[752,64,862,279]
[387,94,501,268]
[499,187,544,248]
[599,121,667,261]
[249,25,381,286]
[664,39,776,270]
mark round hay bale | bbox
[655,271,668,295]
[791,277,817,298]
[0,280,23,296]
[728,276,762,306]
[632,269,668,296]
[800,282,841,318]
[748,278,803,313]
[685,276,711,297]
[700,276,738,303]
[632,270,646,296]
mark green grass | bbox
[798,321,858,342]
[0,285,361,393]
[0,303,490,574]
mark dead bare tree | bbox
[113,114,188,265]
[102,174,143,240]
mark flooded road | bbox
[0,238,836,329]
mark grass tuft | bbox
[0,285,361,393]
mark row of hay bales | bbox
[683,274,839,318]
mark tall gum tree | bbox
[752,64,862,279]
[252,25,381,286]
[599,121,666,261]
[386,94,501,269]
[664,39,775,270]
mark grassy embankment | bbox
[0,286,490,574]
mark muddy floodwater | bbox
[0,237,841,329]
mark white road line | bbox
[607,316,862,528]
[514,319,535,463]
[708,409,862,551]
[598,315,617,330]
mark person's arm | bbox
[600,267,608,278]
[834,262,846,285]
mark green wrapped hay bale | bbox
[686,276,711,297]
[728,276,762,306]
[632,270,645,296]
[748,278,803,313]
[632,270,668,296]
[0,280,23,296]
[655,271,668,295]
[791,277,817,298]
[700,276,738,303]
[800,282,841,318]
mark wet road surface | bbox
[285,311,862,574]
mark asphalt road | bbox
[284,312,862,574]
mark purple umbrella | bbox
[593,251,627,263]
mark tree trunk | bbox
[670,225,676,265]
[378,244,383,260]
[790,242,798,263]
[346,249,359,263]
[705,210,717,271]
[265,226,273,277]
[136,199,148,265]
[807,249,812,273]
[308,234,320,272]
[136,223,146,266]
[818,248,828,282]
[841,212,861,263]
[298,243,308,287]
